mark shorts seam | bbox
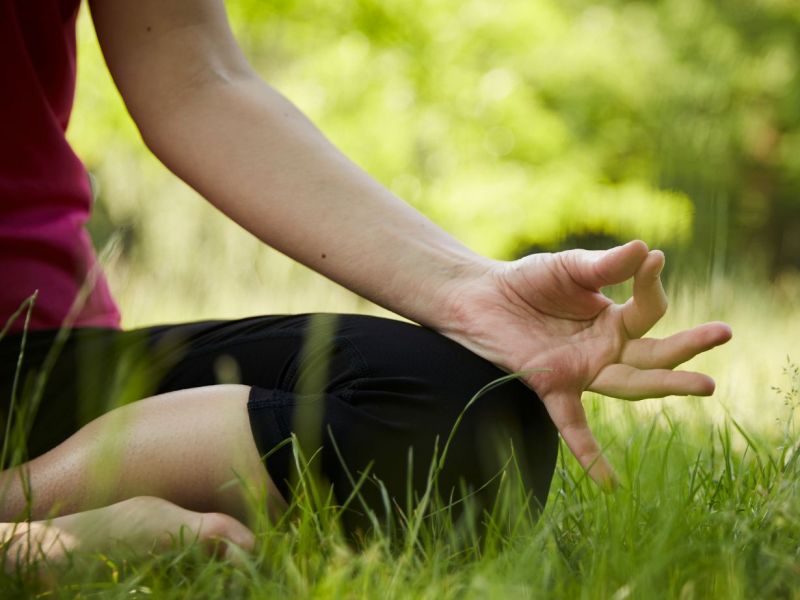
[278,334,372,402]
[331,334,371,401]
[246,332,370,436]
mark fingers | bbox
[621,250,668,338]
[542,391,618,491]
[621,322,733,370]
[589,364,716,400]
[563,240,649,290]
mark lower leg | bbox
[0,384,287,524]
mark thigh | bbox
[144,314,321,394]
[246,314,559,535]
[342,315,558,509]
[1,326,155,459]
[1,313,372,458]
[0,315,313,459]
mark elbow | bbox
[128,63,257,159]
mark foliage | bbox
[71,0,800,274]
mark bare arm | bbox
[88,0,489,330]
[88,0,732,487]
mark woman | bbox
[0,0,731,568]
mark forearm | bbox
[140,75,494,329]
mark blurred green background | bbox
[68,0,800,328]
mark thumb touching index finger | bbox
[595,240,650,287]
[564,240,649,290]
[543,391,619,491]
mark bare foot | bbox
[1,496,255,575]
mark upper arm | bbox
[88,0,255,137]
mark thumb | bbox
[565,240,650,290]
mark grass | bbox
[2,366,798,599]
[1,254,799,598]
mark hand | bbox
[443,240,732,488]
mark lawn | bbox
[1,270,798,599]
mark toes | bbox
[198,512,255,555]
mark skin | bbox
[1,496,255,576]
[1,0,732,571]
[0,385,285,523]
[0,386,274,572]
[443,245,731,485]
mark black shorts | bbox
[0,314,558,534]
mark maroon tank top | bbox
[0,0,121,333]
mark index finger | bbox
[621,250,668,339]
[542,391,619,491]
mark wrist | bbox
[427,255,504,340]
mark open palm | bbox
[445,241,732,487]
